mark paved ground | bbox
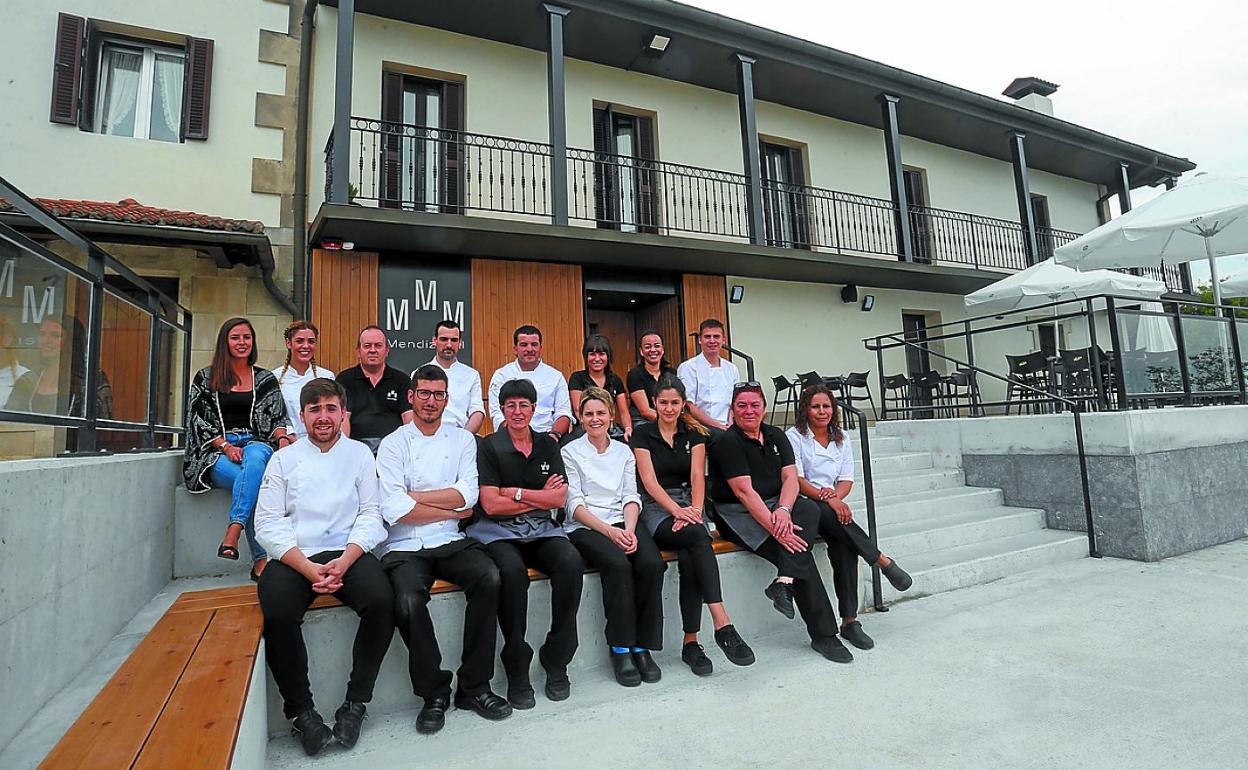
[267,539,1248,770]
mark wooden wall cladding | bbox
[680,274,728,360]
[471,258,584,431]
[633,295,682,368]
[310,248,379,373]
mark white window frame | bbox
[95,38,185,141]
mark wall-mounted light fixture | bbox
[729,284,745,303]
[861,294,876,312]
[647,33,671,53]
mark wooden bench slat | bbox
[38,611,214,770]
[132,606,263,770]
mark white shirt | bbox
[375,421,479,557]
[272,364,335,438]
[488,360,572,433]
[254,436,386,559]
[560,433,641,531]
[0,362,30,407]
[786,427,855,488]
[419,358,484,429]
[676,354,740,425]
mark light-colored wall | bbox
[0,0,288,224]
[0,453,180,754]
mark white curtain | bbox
[151,54,184,142]
[101,48,141,136]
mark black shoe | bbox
[840,621,875,650]
[764,580,796,620]
[454,689,513,721]
[291,708,334,757]
[332,700,367,749]
[507,680,536,711]
[681,642,714,676]
[811,635,854,664]
[610,652,641,687]
[415,695,449,734]
[544,666,571,701]
[881,559,913,591]
[713,624,756,666]
[632,651,662,683]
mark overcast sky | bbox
[687,0,1247,283]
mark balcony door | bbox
[760,142,810,249]
[380,72,463,211]
[592,106,658,233]
[1031,193,1053,260]
[903,167,932,263]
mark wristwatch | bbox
[513,488,524,503]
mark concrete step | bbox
[851,434,904,457]
[843,467,964,501]
[861,451,934,475]
[876,506,1046,556]
[857,486,1007,526]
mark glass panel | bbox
[1237,319,1248,389]
[1180,315,1235,394]
[149,53,184,143]
[422,89,441,213]
[1115,307,1182,397]
[99,46,143,137]
[99,288,151,424]
[155,319,180,427]
[0,421,80,460]
[615,121,637,232]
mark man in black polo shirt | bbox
[338,325,413,453]
[708,382,852,663]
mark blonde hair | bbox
[577,386,616,422]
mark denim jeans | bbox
[209,433,273,562]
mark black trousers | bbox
[810,497,882,620]
[652,519,723,634]
[484,537,584,681]
[258,551,395,719]
[715,497,838,641]
[382,540,501,700]
[569,524,667,650]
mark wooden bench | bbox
[40,537,743,769]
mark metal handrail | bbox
[839,401,886,611]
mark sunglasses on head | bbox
[732,381,762,394]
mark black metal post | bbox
[143,290,160,449]
[1072,407,1101,558]
[1227,309,1246,404]
[1009,131,1040,265]
[329,0,354,204]
[181,313,193,447]
[850,404,886,612]
[875,344,887,419]
[878,94,913,261]
[1085,298,1108,411]
[544,4,570,226]
[1170,300,1193,405]
[1116,162,1133,213]
[735,54,765,246]
[1104,297,1129,409]
[78,249,106,453]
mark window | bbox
[592,106,658,233]
[902,166,932,263]
[759,141,809,249]
[1031,193,1054,259]
[48,13,213,141]
[380,72,464,212]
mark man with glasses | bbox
[487,325,573,440]
[676,318,739,432]
[376,364,512,734]
[708,381,854,663]
[339,325,414,453]
[419,319,485,433]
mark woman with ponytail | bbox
[272,320,334,440]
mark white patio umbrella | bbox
[1216,259,1248,298]
[1053,173,1248,306]
[1133,301,1178,353]
[964,258,1166,313]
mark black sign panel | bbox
[377,255,472,376]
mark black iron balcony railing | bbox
[328,118,1187,292]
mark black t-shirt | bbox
[568,369,626,399]
[629,421,707,490]
[218,390,253,432]
[477,428,567,515]
[337,364,412,440]
[708,423,795,503]
[626,364,678,422]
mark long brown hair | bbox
[794,384,844,446]
[209,317,257,393]
[278,320,322,384]
[654,374,709,436]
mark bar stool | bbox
[770,375,801,428]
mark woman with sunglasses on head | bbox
[631,375,755,676]
[568,334,631,441]
[786,384,912,650]
[626,330,677,429]
[272,320,335,441]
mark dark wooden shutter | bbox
[180,37,213,140]
[380,71,404,207]
[786,147,810,248]
[77,22,99,132]
[440,81,464,213]
[592,107,615,228]
[635,115,658,233]
[49,13,86,125]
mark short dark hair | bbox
[513,324,542,344]
[299,377,346,410]
[358,324,387,346]
[499,378,538,405]
[582,334,613,364]
[698,318,725,335]
[433,320,461,337]
[411,364,448,385]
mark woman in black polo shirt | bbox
[631,375,755,676]
[626,329,677,427]
[567,334,631,440]
[469,379,585,709]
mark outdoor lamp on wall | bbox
[861,294,876,311]
[729,284,745,303]
[647,33,671,53]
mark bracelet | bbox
[776,504,791,514]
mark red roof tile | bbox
[0,197,265,235]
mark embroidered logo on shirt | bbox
[684,441,690,452]
[772,445,781,456]
[387,389,398,401]
[540,461,550,473]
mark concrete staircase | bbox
[848,432,1087,606]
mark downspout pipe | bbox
[292,0,320,319]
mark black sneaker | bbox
[454,689,513,721]
[713,624,756,666]
[810,635,854,664]
[507,680,536,711]
[291,708,334,756]
[881,559,913,591]
[764,580,796,620]
[840,621,875,650]
[332,700,367,749]
[632,650,662,683]
[681,642,714,676]
[610,652,642,687]
[415,694,449,735]
[544,667,571,701]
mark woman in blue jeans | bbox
[183,317,291,580]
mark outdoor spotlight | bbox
[861,294,875,311]
[841,284,859,303]
[647,33,671,53]
[729,284,745,303]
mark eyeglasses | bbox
[414,389,448,402]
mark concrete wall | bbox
[0,452,180,754]
[875,408,1248,561]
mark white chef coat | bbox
[785,426,855,488]
[418,358,484,430]
[676,354,740,425]
[375,421,479,556]
[560,433,641,531]
[272,364,336,438]
[488,360,572,433]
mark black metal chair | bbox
[1005,351,1053,414]
[770,375,801,428]
[796,371,826,392]
[882,373,912,420]
[941,369,984,417]
[841,371,876,425]
[909,370,944,418]
[1057,348,1097,408]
